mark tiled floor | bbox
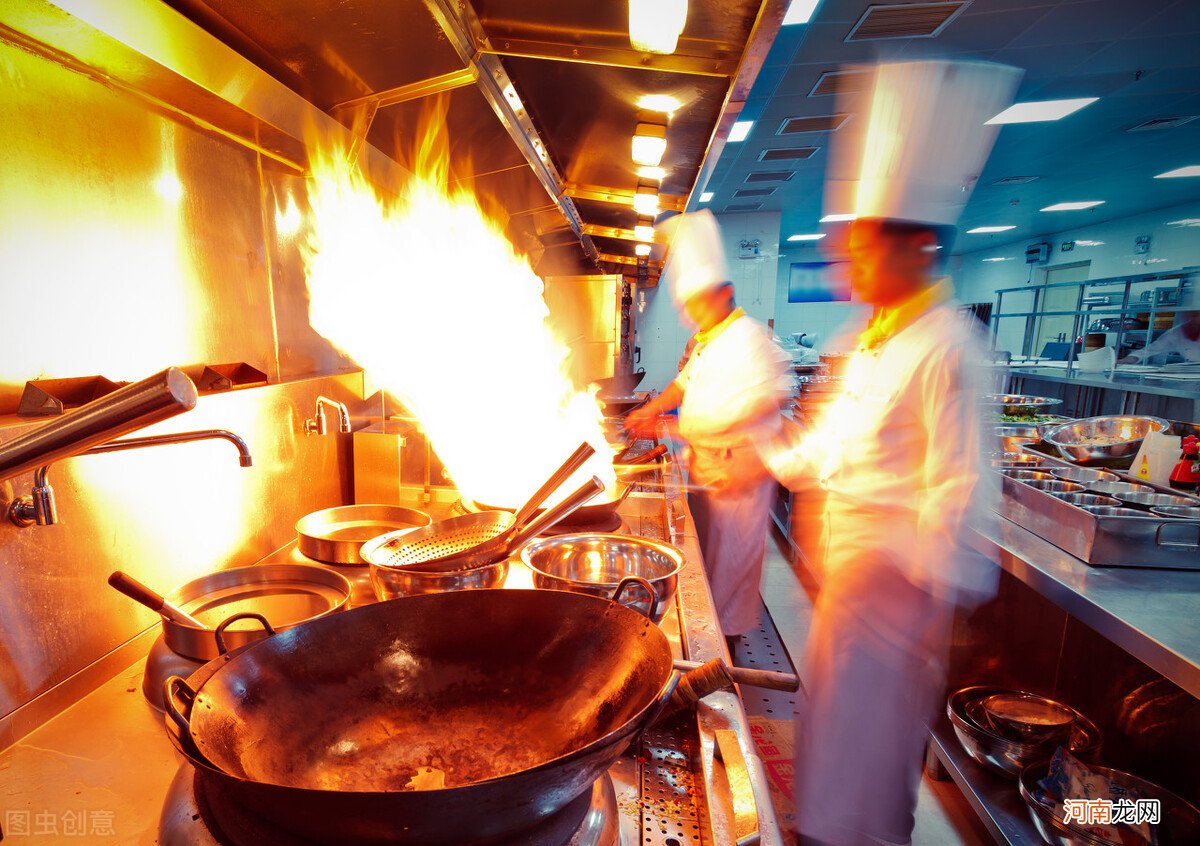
[757,531,993,846]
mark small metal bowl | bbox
[1086,480,1154,497]
[1043,415,1170,465]
[367,556,508,600]
[990,452,1043,469]
[979,692,1077,744]
[1151,505,1200,519]
[1080,505,1147,518]
[1024,479,1085,495]
[995,430,1040,454]
[1053,493,1121,508]
[1019,760,1200,846]
[1048,467,1118,485]
[520,533,684,624]
[947,687,1101,780]
[1116,490,1200,510]
[1000,469,1057,483]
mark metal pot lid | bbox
[296,504,432,564]
[164,563,352,633]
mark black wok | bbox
[164,585,677,845]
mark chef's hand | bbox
[624,406,659,438]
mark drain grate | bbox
[730,604,800,719]
[640,720,705,845]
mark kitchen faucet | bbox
[304,395,351,435]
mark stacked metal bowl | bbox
[1043,415,1170,466]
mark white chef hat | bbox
[825,60,1023,229]
[662,210,733,306]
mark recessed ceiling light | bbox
[632,193,660,216]
[967,225,1016,234]
[1155,165,1200,179]
[628,0,689,54]
[699,191,713,203]
[635,243,652,256]
[820,213,856,222]
[1167,218,1200,227]
[783,0,822,25]
[634,223,655,242]
[637,94,682,114]
[985,98,1098,125]
[729,121,754,142]
[982,257,1012,263]
[788,233,826,241]
[632,120,667,166]
[1041,201,1105,212]
[637,166,667,181]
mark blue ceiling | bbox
[694,0,1200,254]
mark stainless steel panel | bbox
[543,275,621,387]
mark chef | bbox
[1117,290,1200,364]
[626,210,790,638]
[758,61,1018,846]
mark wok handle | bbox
[611,575,659,622]
[213,612,277,655]
[511,442,597,530]
[623,444,668,466]
[672,659,802,693]
[507,476,605,549]
[164,675,196,735]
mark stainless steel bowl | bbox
[990,452,1043,469]
[1115,490,1200,510]
[1049,467,1118,484]
[1054,493,1121,508]
[520,533,684,624]
[1019,760,1200,846]
[1043,415,1170,465]
[947,687,1101,780]
[1000,469,1057,483]
[995,429,1040,454]
[1025,479,1085,495]
[983,394,1064,411]
[1151,505,1200,519]
[1086,480,1154,497]
[1080,505,1147,518]
[361,530,508,599]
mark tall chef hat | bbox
[662,210,733,306]
[825,60,1023,230]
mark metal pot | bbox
[520,533,684,623]
[295,505,431,564]
[368,555,508,600]
[163,584,680,845]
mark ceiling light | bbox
[1041,201,1105,212]
[635,243,652,256]
[634,219,655,242]
[1075,240,1105,247]
[783,0,821,25]
[632,120,667,166]
[637,94,682,114]
[787,233,826,242]
[967,225,1016,234]
[633,181,660,216]
[982,257,1012,263]
[699,191,713,203]
[629,0,689,55]
[729,121,753,142]
[985,98,1098,125]
[1167,218,1200,227]
[637,165,666,181]
[1155,165,1200,179]
[820,213,856,222]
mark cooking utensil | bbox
[593,369,645,397]
[979,692,1077,744]
[1079,505,1147,517]
[364,476,605,599]
[990,452,1043,468]
[615,443,668,469]
[1024,479,1085,495]
[1044,415,1170,465]
[1053,493,1121,508]
[295,505,431,564]
[363,443,598,573]
[159,583,767,845]
[1115,490,1200,510]
[108,571,205,627]
[1049,467,1119,485]
[521,533,684,623]
[1086,480,1154,497]
[995,429,1039,454]
[1150,505,1200,519]
[947,687,1101,779]
[1019,760,1200,846]
[983,394,1063,411]
[999,469,1057,483]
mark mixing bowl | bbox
[1044,416,1169,465]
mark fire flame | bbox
[300,113,616,506]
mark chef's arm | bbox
[1119,326,1177,364]
[624,381,683,437]
[917,347,979,557]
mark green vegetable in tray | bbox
[998,412,1057,423]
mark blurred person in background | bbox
[1117,288,1200,364]
[627,210,791,640]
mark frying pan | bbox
[164,585,677,844]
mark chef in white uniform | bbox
[758,61,1018,845]
[1118,289,1200,364]
[627,211,790,636]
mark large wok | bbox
[164,585,677,844]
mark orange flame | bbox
[299,109,616,506]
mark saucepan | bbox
[163,581,796,845]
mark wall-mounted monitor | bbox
[787,261,851,303]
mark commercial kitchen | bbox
[1,1,1199,845]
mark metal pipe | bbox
[305,396,351,435]
[86,429,253,467]
[0,368,198,484]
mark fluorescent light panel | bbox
[1155,165,1200,178]
[982,257,1012,263]
[728,121,753,142]
[1041,201,1104,212]
[788,233,826,241]
[699,191,713,203]
[820,213,856,222]
[967,225,1016,234]
[783,0,821,25]
[986,98,1098,125]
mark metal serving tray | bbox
[997,447,1200,570]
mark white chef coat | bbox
[1124,322,1200,363]
[674,311,791,635]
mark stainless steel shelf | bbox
[1008,367,1200,402]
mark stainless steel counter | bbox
[1008,367,1200,402]
[966,516,1200,700]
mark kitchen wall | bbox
[636,211,781,390]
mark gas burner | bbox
[160,764,619,846]
[454,500,627,536]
